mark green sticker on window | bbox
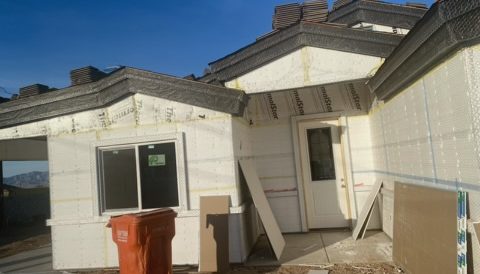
[148,154,165,166]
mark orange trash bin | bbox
[108,208,177,274]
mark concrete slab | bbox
[322,230,392,263]
[245,230,392,266]
[0,244,58,273]
[281,234,328,265]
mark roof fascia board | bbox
[0,80,131,129]
[368,0,480,100]
[0,69,129,114]
[328,1,426,29]
[208,22,402,82]
[0,68,248,129]
[209,24,302,71]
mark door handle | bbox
[341,184,346,188]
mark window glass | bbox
[138,142,178,209]
[101,148,138,210]
[307,127,336,181]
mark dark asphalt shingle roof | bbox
[0,67,248,129]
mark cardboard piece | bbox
[474,222,480,245]
[393,182,457,274]
[239,159,286,260]
[352,180,382,240]
[199,196,230,273]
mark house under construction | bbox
[0,0,479,273]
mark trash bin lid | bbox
[109,208,176,226]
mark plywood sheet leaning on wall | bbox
[352,180,383,240]
[199,195,230,273]
[393,182,457,274]
[239,159,286,260]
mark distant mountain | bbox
[3,171,49,189]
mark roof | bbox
[368,0,480,100]
[201,21,403,83]
[0,67,248,129]
[328,0,427,29]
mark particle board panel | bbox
[381,188,394,238]
[470,221,480,274]
[474,222,480,245]
[199,196,230,273]
[239,159,286,259]
[393,182,457,274]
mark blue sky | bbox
[0,0,433,97]
[2,161,49,177]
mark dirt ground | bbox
[79,263,401,274]
[226,264,401,274]
[0,230,51,258]
[0,227,400,274]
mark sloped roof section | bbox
[0,67,248,129]
[368,0,480,100]
[203,22,403,83]
[328,0,427,29]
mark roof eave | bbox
[368,0,480,101]
[0,68,248,129]
[328,0,427,29]
[207,22,403,82]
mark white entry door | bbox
[298,119,350,229]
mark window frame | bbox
[91,133,188,216]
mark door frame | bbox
[292,112,359,232]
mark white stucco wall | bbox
[369,44,480,250]
[223,46,383,232]
[0,93,252,269]
[224,46,383,93]
[239,89,378,233]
